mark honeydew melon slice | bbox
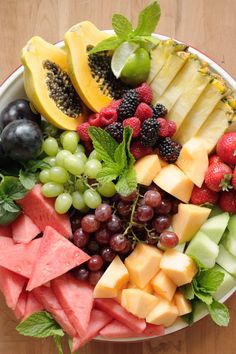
[156,56,201,109]
[167,70,211,129]
[224,230,236,257]
[199,212,229,244]
[174,78,227,145]
[213,264,236,300]
[185,231,219,269]
[151,52,189,102]
[228,214,236,234]
[216,244,236,277]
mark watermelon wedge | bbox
[27,226,90,291]
[51,273,94,337]
[12,214,40,244]
[100,320,164,338]
[17,184,72,238]
[13,290,27,320]
[72,309,112,352]
[32,286,76,338]
[0,225,12,237]
[0,236,14,248]
[0,267,26,309]
[0,238,41,278]
[94,299,146,333]
[23,293,44,320]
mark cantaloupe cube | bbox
[127,282,153,294]
[159,158,169,168]
[176,138,209,187]
[134,154,161,186]
[121,289,159,319]
[172,203,211,243]
[160,249,198,286]
[153,164,193,203]
[173,291,192,316]
[146,298,179,327]
[125,244,163,288]
[94,256,129,298]
[151,270,176,301]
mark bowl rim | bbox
[0,31,236,342]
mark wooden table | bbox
[0,0,236,353]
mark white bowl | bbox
[0,33,236,342]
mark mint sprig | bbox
[112,14,133,39]
[88,126,137,196]
[19,159,49,189]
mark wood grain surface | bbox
[0,0,236,353]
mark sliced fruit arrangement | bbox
[1,1,236,353]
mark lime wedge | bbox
[111,41,138,78]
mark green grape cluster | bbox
[39,131,116,214]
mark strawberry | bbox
[135,83,153,104]
[219,190,236,213]
[156,118,169,137]
[232,166,236,189]
[123,117,141,138]
[135,103,153,122]
[99,108,117,126]
[190,183,219,205]
[88,113,101,127]
[209,154,222,165]
[216,132,236,165]
[76,122,91,142]
[130,141,153,160]
[204,162,233,192]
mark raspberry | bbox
[88,113,101,127]
[167,121,177,137]
[135,103,153,122]
[123,117,141,138]
[130,141,153,160]
[99,107,117,126]
[77,122,91,142]
[157,118,169,137]
[108,99,122,109]
[135,83,153,104]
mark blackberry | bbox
[117,90,140,121]
[157,137,182,163]
[140,118,160,147]
[152,103,168,119]
[105,122,123,142]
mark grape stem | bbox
[123,187,140,236]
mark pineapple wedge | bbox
[155,56,201,110]
[174,78,228,145]
[148,39,187,84]
[167,68,211,129]
[151,52,190,102]
[195,100,233,153]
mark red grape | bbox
[120,190,138,202]
[155,199,172,215]
[87,255,104,271]
[110,234,127,252]
[144,190,162,207]
[146,230,159,245]
[159,231,179,248]
[117,201,131,217]
[152,215,171,233]
[100,247,116,262]
[73,228,89,248]
[89,270,104,286]
[95,227,111,245]
[70,214,82,232]
[73,266,89,281]
[107,215,123,233]
[119,239,132,254]
[137,205,154,222]
[87,240,100,255]
[171,199,180,214]
[95,203,112,222]
[81,214,100,233]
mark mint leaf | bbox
[194,288,213,305]
[54,335,63,354]
[68,336,73,352]
[88,127,118,164]
[2,200,21,213]
[97,166,120,185]
[19,170,38,190]
[112,14,133,39]
[114,127,133,169]
[111,41,138,78]
[0,205,20,225]
[89,36,123,54]
[23,159,50,172]
[181,283,195,300]
[207,300,230,326]
[115,167,137,196]
[0,176,27,200]
[196,269,225,294]
[134,1,161,36]
[16,311,64,338]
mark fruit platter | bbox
[1,1,236,353]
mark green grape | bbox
[72,191,86,210]
[89,150,102,161]
[76,144,85,153]
[64,155,85,176]
[56,150,72,167]
[60,131,67,145]
[55,193,72,214]
[75,179,87,192]
[39,169,51,184]
[43,137,59,156]
[43,156,56,167]
[83,189,102,209]
[84,159,102,178]
[62,131,80,153]
[73,151,87,164]
[97,181,116,197]
[50,166,69,184]
[42,182,64,198]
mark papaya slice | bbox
[64,21,130,112]
[21,36,85,130]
